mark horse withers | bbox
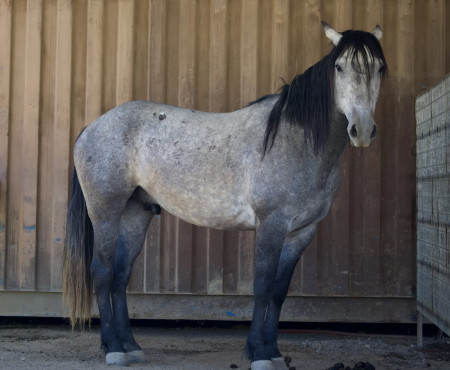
[63,22,387,369]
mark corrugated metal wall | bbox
[0,0,449,320]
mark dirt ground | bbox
[0,323,449,370]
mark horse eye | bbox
[335,64,343,72]
[378,65,385,73]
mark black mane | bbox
[261,29,388,155]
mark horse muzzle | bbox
[347,110,378,148]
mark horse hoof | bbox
[271,357,288,369]
[127,350,147,363]
[106,352,129,366]
[251,360,275,370]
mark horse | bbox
[63,22,387,370]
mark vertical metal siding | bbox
[0,0,448,320]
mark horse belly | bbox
[147,185,256,230]
[138,158,256,230]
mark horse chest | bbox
[286,163,340,231]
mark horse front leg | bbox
[246,216,287,370]
[263,224,318,369]
[111,198,153,364]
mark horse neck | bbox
[317,104,349,172]
[329,104,350,150]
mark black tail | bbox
[63,167,94,329]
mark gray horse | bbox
[63,22,387,370]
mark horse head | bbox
[322,22,387,147]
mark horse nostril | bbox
[350,124,358,138]
[370,125,378,139]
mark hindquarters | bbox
[65,121,158,363]
[63,111,144,328]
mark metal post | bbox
[417,311,423,347]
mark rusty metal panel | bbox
[416,74,450,336]
[0,0,449,321]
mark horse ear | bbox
[322,21,342,46]
[372,25,383,40]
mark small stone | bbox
[230,364,239,369]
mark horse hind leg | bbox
[111,195,154,364]
[88,202,128,366]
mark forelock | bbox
[330,30,388,80]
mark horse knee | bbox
[254,279,275,304]
[270,294,285,309]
